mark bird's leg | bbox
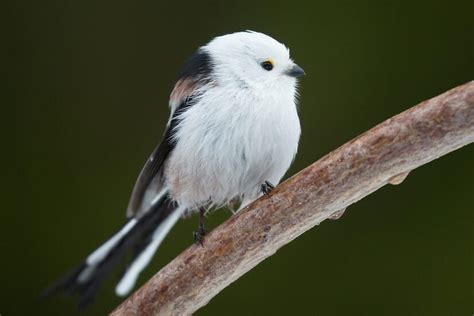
[193,208,207,245]
[261,180,275,195]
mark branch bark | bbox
[111,81,474,316]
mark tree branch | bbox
[111,81,474,316]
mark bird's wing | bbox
[126,49,213,218]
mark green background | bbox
[6,0,473,315]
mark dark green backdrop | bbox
[6,0,473,315]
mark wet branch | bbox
[111,81,474,315]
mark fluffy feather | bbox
[165,31,301,209]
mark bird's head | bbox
[203,31,304,91]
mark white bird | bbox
[44,30,304,307]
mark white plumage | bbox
[166,31,301,210]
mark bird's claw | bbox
[194,208,206,246]
[193,227,206,246]
[261,180,275,195]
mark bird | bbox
[43,30,305,308]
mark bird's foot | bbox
[193,226,206,246]
[261,180,275,195]
[193,208,206,246]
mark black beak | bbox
[286,64,305,78]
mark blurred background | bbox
[6,0,473,315]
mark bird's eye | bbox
[260,60,274,71]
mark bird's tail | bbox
[42,190,185,308]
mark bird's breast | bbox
[165,87,300,209]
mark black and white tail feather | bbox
[42,192,185,308]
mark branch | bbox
[111,81,474,315]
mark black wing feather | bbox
[126,49,212,218]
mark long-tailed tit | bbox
[45,30,304,307]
